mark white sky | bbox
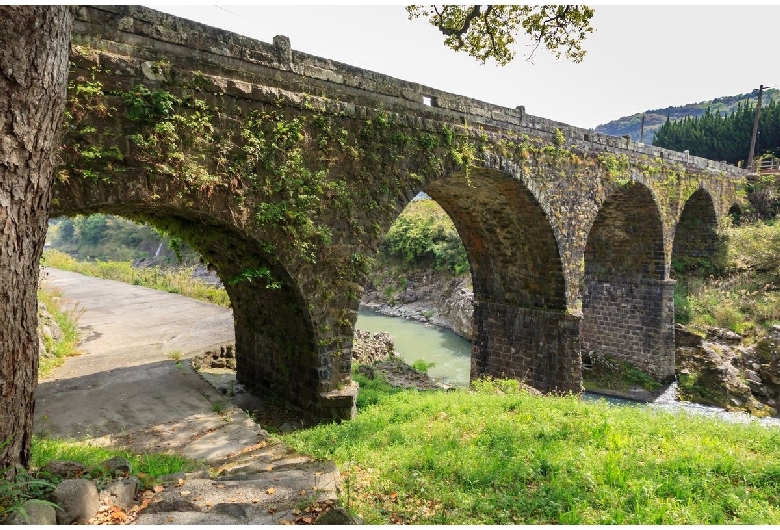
[146,4,780,130]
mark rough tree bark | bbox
[0,6,73,476]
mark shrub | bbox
[380,199,469,275]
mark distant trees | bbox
[380,199,469,275]
[652,100,780,166]
[48,215,199,264]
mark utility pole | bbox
[747,84,764,171]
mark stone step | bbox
[217,455,314,478]
[132,461,339,525]
[210,439,292,466]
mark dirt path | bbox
[36,268,340,524]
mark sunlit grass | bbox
[31,436,196,484]
[282,377,780,524]
[42,249,230,307]
[37,287,82,377]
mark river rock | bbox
[101,456,131,476]
[352,329,397,364]
[52,478,100,524]
[361,269,474,340]
[706,326,743,344]
[676,325,778,417]
[41,459,87,479]
[101,476,140,510]
[6,500,57,525]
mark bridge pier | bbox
[581,278,676,380]
[471,302,582,393]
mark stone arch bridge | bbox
[53,6,747,420]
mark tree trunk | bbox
[0,6,72,477]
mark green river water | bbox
[355,309,780,427]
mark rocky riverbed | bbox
[361,269,474,340]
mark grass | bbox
[37,287,82,377]
[281,377,780,524]
[30,436,196,484]
[42,249,230,307]
[1,436,197,522]
[673,218,780,340]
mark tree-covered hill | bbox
[595,88,780,144]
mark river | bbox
[356,309,780,428]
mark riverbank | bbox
[361,268,474,339]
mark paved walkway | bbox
[36,269,339,524]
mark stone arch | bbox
[423,167,579,393]
[581,182,675,380]
[672,188,724,276]
[49,204,321,417]
[728,203,743,225]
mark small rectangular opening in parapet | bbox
[423,95,436,107]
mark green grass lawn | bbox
[282,376,780,524]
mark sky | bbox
[147,4,780,130]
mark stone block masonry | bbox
[472,302,582,393]
[581,279,676,379]
[48,5,748,420]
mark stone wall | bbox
[472,302,582,393]
[581,280,676,379]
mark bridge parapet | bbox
[75,6,744,180]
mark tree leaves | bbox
[407,5,595,65]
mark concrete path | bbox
[35,269,340,524]
[37,268,236,439]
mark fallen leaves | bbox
[109,506,128,523]
[90,491,154,525]
[278,499,336,525]
[266,487,276,495]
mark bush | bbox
[727,218,780,273]
[380,199,469,275]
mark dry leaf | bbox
[299,489,306,496]
[152,485,164,493]
[215,484,226,489]
[177,478,185,486]
[180,490,191,496]
[302,516,313,524]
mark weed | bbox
[411,359,436,374]
[37,287,83,377]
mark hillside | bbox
[595,88,780,144]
